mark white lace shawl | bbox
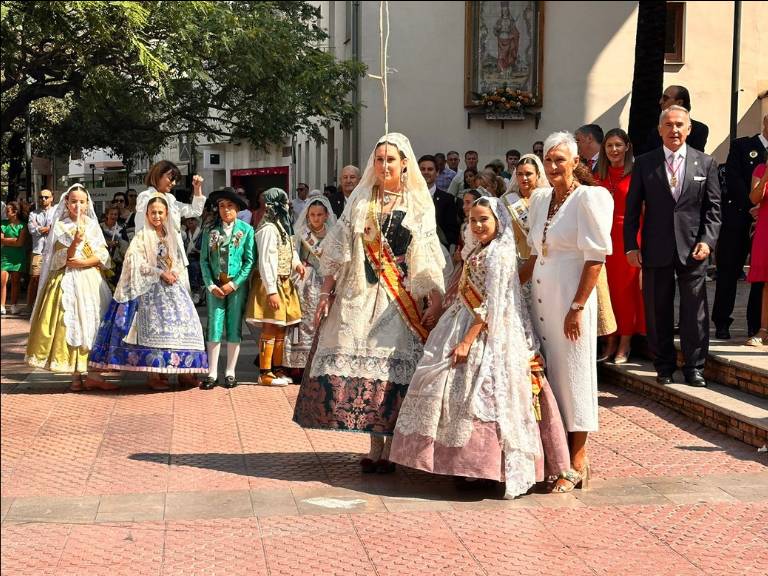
[470,197,542,498]
[293,192,337,243]
[31,187,110,320]
[113,222,187,303]
[319,132,445,300]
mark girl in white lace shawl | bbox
[283,191,337,369]
[390,196,542,499]
[292,133,446,472]
[25,184,115,391]
[88,195,207,390]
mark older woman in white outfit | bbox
[521,131,613,491]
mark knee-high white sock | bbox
[225,342,241,378]
[207,342,221,379]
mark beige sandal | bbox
[745,329,767,347]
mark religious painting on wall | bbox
[464,1,544,108]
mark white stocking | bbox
[225,342,241,378]
[207,342,221,380]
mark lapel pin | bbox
[749,150,758,158]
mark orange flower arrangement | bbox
[474,86,537,112]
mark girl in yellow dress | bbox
[25,184,117,392]
[245,188,304,386]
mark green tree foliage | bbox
[1,1,365,163]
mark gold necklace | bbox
[541,181,576,257]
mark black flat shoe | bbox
[360,457,377,474]
[375,459,396,474]
[223,376,238,389]
[714,328,731,340]
[684,370,707,388]
[200,377,217,390]
[656,375,674,385]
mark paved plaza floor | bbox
[1,309,766,575]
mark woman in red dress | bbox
[746,161,768,346]
[595,128,645,363]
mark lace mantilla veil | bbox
[471,196,542,498]
[31,185,108,320]
[293,191,337,244]
[319,132,445,300]
[113,196,187,303]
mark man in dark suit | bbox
[640,86,709,154]
[418,154,460,248]
[625,105,721,387]
[328,165,361,217]
[575,124,603,173]
[712,114,767,338]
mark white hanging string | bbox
[367,1,391,318]
[368,1,391,135]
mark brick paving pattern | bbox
[2,306,767,575]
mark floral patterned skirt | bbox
[88,281,208,373]
[293,374,408,436]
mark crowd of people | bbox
[3,84,767,498]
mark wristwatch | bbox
[570,302,585,311]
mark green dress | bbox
[1,220,26,272]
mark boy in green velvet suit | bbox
[200,188,255,389]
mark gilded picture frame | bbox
[464,1,544,107]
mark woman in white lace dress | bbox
[293,133,445,473]
[390,197,542,499]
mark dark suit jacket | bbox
[433,188,461,247]
[624,146,721,268]
[724,134,767,214]
[643,119,709,154]
[327,191,346,218]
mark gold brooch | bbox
[749,150,758,159]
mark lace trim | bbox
[310,348,421,387]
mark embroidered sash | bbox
[504,196,531,234]
[363,199,428,343]
[458,264,484,314]
[300,230,324,266]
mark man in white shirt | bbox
[447,150,479,198]
[26,189,56,308]
[235,187,252,223]
[291,183,308,223]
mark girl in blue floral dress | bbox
[88,194,208,389]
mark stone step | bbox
[679,339,768,399]
[600,358,768,449]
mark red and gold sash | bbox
[458,263,484,313]
[363,199,428,343]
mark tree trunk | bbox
[628,1,667,155]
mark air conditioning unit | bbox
[204,150,225,169]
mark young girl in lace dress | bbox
[283,192,336,372]
[390,197,543,499]
[88,195,208,390]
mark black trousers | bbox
[643,261,708,376]
[712,208,764,335]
